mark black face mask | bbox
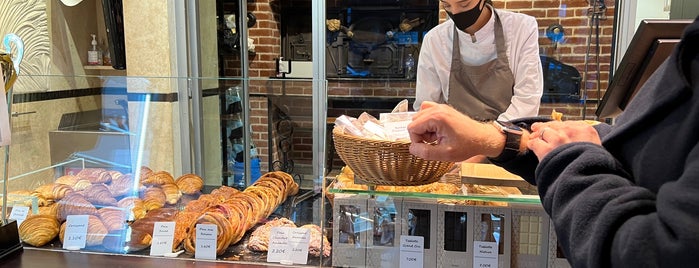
[446,0,485,31]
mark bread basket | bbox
[332,127,454,186]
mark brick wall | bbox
[221,0,616,175]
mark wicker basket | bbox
[332,127,454,186]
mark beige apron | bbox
[448,8,514,121]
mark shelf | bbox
[83,65,126,71]
[326,187,542,205]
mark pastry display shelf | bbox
[326,186,542,205]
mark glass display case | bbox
[0,0,640,266]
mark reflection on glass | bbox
[444,211,468,252]
[407,209,431,249]
[479,213,505,255]
[373,206,396,246]
[338,205,361,247]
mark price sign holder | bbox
[400,235,424,268]
[150,222,175,256]
[267,227,310,265]
[194,224,217,260]
[8,206,29,227]
[63,215,89,250]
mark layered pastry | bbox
[19,214,60,247]
[183,212,234,256]
[141,187,167,211]
[57,193,98,221]
[97,207,127,232]
[175,173,204,195]
[141,170,175,186]
[77,168,112,184]
[247,217,296,252]
[55,175,80,187]
[84,184,118,207]
[160,183,181,205]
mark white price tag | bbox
[149,221,175,256]
[267,227,310,265]
[195,224,217,260]
[473,241,498,268]
[399,235,424,268]
[63,215,89,250]
[8,206,29,226]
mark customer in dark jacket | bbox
[407,17,699,267]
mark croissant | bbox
[19,214,60,247]
[84,184,118,207]
[38,203,59,218]
[141,187,166,211]
[142,171,175,186]
[160,183,181,205]
[139,166,154,182]
[175,173,204,195]
[57,193,98,222]
[117,196,146,221]
[183,212,234,255]
[35,183,59,200]
[73,179,92,191]
[77,168,112,184]
[108,173,136,198]
[55,175,80,187]
[97,207,127,232]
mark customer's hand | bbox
[527,121,602,161]
[407,102,502,162]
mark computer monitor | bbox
[596,19,692,119]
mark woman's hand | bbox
[527,121,601,161]
[407,102,502,162]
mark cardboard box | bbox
[332,195,369,267]
[511,205,550,268]
[366,196,402,268]
[401,198,438,268]
[437,203,475,268]
[473,206,512,268]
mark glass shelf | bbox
[326,187,542,205]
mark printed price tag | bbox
[195,224,217,260]
[473,241,498,268]
[63,215,89,250]
[266,227,310,265]
[149,221,175,256]
[8,206,29,226]
[399,235,424,268]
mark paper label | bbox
[149,221,175,256]
[195,224,217,260]
[399,235,424,268]
[8,206,29,226]
[63,215,89,250]
[267,227,310,265]
[473,241,498,268]
[380,112,415,141]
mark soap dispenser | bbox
[87,34,102,65]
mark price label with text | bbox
[195,224,217,260]
[63,215,89,250]
[473,241,498,268]
[150,221,176,256]
[399,235,424,268]
[9,206,29,226]
[266,227,310,264]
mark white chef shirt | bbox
[414,8,543,121]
